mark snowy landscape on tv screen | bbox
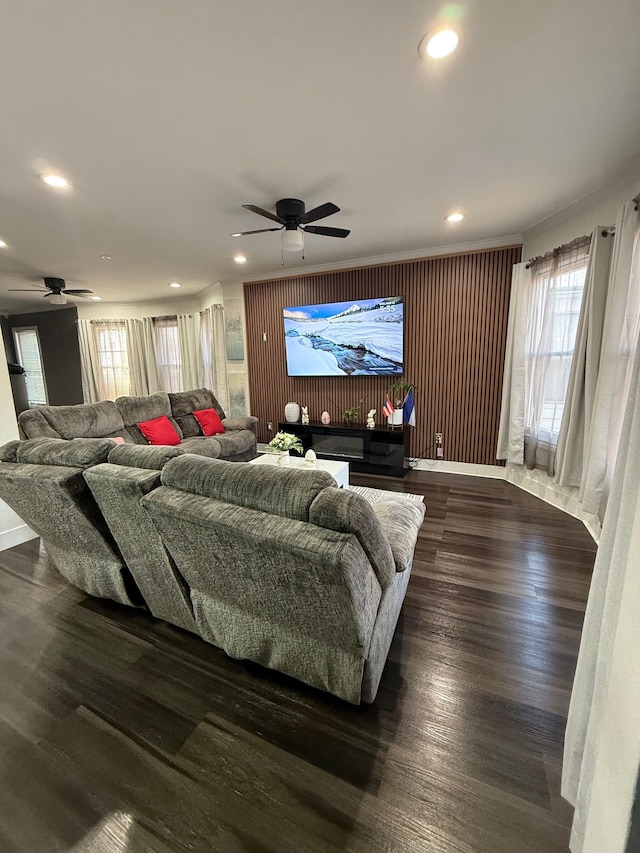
[283,296,404,376]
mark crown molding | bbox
[240,234,523,283]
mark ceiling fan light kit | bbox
[281,229,304,252]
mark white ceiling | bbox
[1,0,639,312]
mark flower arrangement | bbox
[267,431,303,455]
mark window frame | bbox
[12,325,49,407]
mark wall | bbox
[244,245,521,464]
[8,306,83,405]
[0,329,36,550]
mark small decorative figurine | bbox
[301,405,309,425]
[321,411,331,425]
[305,449,317,466]
[366,408,376,429]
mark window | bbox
[153,316,182,392]
[524,238,590,471]
[13,327,48,406]
[94,322,131,399]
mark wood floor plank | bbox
[0,471,596,852]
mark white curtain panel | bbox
[199,304,229,413]
[152,316,183,393]
[177,313,201,392]
[580,203,640,519]
[496,262,531,464]
[562,331,640,853]
[77,319,102,403]
[555,229,613,487]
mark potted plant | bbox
[388,379,412,426]
[267,431,304,465]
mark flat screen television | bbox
[283,296,404,376]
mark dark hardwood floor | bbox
[0,471,596,852]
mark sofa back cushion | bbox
[115,392,183,444]
[108,443,185,470]
[309,488,396,588]
[18,408,62,439]
[16,437,114,468]
[38,400,126,440]
[161,454,335,521]
[169,389,225,437]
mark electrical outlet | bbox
[435,432,443,444]
[267,422,273,431]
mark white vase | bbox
[285,402,300,423]
[277,450,290,466]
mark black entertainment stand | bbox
[279,421,408,478]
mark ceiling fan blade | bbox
[63,289,93,295]
[302,225,350,238]
[8,288,49,292]
[242,204,285,225]
[300,202,340,224]
[231,227,284,236]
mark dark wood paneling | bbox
[244,246,521,464]
[8,306,83,405]
[0,472,595,852]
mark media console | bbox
[279,421,407,478]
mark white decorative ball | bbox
[305,449,317,465]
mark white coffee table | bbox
[249,454,350,488]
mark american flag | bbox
[382,395,395,417]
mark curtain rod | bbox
[525,233,593,269]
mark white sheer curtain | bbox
[580,202,640,519]
[524,237,591,474]
[77,319,131,402]
[177,313,201,391]
[200,304,229,413]
[496,262,530,464]
[562,323,640,853]
[152,316,182,392]
[554,229,613,487]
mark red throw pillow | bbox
[137,415,181,446]
[193,407,225,436]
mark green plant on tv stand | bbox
[390,378,412,407]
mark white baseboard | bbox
[0,524,38,552]
[412,459,507,479]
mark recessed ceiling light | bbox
[169,281,182,288]
[90,296,102,301]
[234,254,247,264]
[100,255,112,261]
[420,29,459,60]
[39,173,72,189]
[445,212,464,223]
[0,239,8,249]
[231,233,242,238]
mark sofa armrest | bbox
[0,440,20,463]
[222,416,258,435]
[371,498,425,572]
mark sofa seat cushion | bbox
[16,437,114,468]
[40,400,125,440]
[212,430,255,457]
[179,437,222,458]
[137,415,182,446]
[309,488,396,588]
[193,407,225,436]
[161,454,336,521]
[169,388,225,437]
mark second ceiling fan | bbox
[232,198,350,253]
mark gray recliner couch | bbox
[17,388,257,462]
[125,453,424,704]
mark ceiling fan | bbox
[232,198,350,253]
[8,277,94,305]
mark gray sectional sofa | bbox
[17,388,258,462]
[0,435,425,704]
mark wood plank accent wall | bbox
[244,245,521,465]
